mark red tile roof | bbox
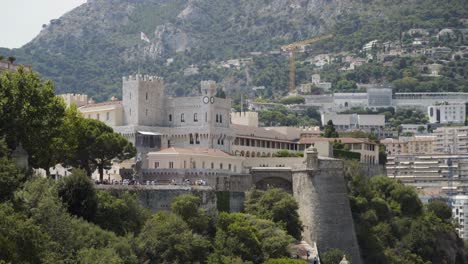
[299,137,373,145]
[153,147,233,157]
[79,100,122,109]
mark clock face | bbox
[210,97,215,104]
[203,96,209,104]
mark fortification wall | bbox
[244,157,304,169]
[293,159,362,264]
[96,185,245,214]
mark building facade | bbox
[321,113,385,133]
[432,126,468,153]
[381,136,435,156]
[428,103,466,124]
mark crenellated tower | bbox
[122,74,165,126]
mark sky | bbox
[0,0,87,49]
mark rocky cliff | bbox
[2,0,466,100]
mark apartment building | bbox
[432,126,468,153]
[428,103,466,124]
[381,136,435,155]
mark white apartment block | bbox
[432,126,468,153]
[428,103,466,124]
[386,154,468,189]
[452,195,468,239]
[321,113,385,133]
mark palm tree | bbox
[7,56,16,64]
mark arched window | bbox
[216,114,219,123]
[211,162,214,169]
[219,114,223,123]
[189,133,194,144]
[169,114,172,122]
[181,113,185,122]
[194,113,198,122]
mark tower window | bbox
[205,112,207,122]
[216,114,219,123]
[146,109,148,116]
[181,113,185,122]
[194,113,198,122]
[189,133,194,144]
[169,114,172,122]
[219,115,223,123]
[146,92,148,100]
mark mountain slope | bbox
[3,0,467,101]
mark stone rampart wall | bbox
[293,160,362,264]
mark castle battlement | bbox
[201,80,216,90]
[231,112,258,118]
[60,93,88,107]
[122,74,163,82]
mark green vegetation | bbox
[209,212,293,263]
[277,96,305,105]
[0,68,136,178]
[245,188,303,240]
[57,169,98,221]
[259,106,320,126]
[349,175,466,263]
[321,248,349,264]
[323,120,339,138]
[273,150,304,158]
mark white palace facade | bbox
[62,74,379,171]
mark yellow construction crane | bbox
[281,34,333,93]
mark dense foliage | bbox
[0,68,136,178]
[349,175,466,264]
[258,106,320,127]
[245,188,303,240]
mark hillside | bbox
[1,0,467,101]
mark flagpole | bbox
[138,42,141,75]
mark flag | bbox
[140,32,150,43]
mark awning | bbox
[137,131,162,136]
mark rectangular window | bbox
[169,114,172,122]
[106,112,110,121]
[169,162,174,169]
[184,160,187,169]
[181,113,185,122]
[154,162,159,168]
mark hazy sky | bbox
[0,0,87,49]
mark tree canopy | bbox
[245,188,302,240]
